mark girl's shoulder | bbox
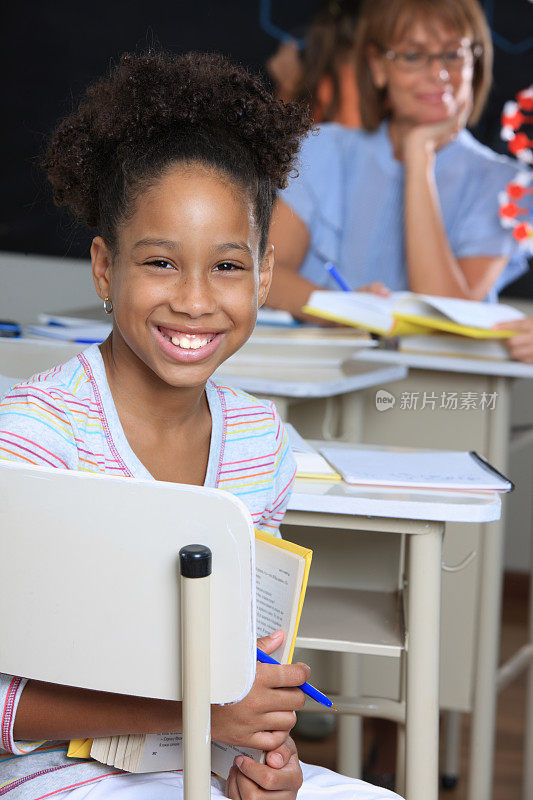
[0,347,99,469]
[2,348,94,407]
[210,381,281,427]
[0,347,99,438]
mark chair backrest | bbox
[0,462,256,704]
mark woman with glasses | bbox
[266,0,528,317]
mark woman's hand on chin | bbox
[403,94,473,160]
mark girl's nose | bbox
[169,274,217,318]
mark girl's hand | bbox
[493,317,533,363]
[226,736,302,799]
[355,282,391,297]
[211,631,310,752]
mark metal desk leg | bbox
[338,653,362,778]
[468,377,509,800]
[467,520,504,800]
[523,537,533,800]
[442,711,461,789]
[406,524,443,800]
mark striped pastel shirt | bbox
[0,344,295,798]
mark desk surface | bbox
[355,347,533,379]
[288,441,501,523]
[215,358,407,399]
[289,479,500,523]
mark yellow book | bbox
[67,738,93,758]
[69,531,312,775]
[285,422,341,481]
[303,290,524,339]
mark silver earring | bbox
[103,297,113,314]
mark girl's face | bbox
[368,18,475,127]
[92,164,272,390]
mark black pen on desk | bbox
[256,648,337,710]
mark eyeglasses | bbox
[383,42,482,72]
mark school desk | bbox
[217,335,533,800]
[282,452,501,800]
[348,349,533,800]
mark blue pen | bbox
[257,648,337,710]
[324,262,351,293]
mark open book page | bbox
[394,295,524,337]
[135,733,184,772]
[255,531,312,664]
[304,290,525,338]
[320,446,512,491]
[302,290,411,335]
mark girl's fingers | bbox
[235,752,303,795]
[257,710,297,732]
[249,729,290,752]
[265,737,296,769]
[255,686,306,712]
[256,630,285,655]
[226,765,243,799]
[261,662,310,689]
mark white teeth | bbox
[169,334,210,350]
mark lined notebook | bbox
[319,446,513,492]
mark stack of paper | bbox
[25,323,111,343]
[23,309,111,344]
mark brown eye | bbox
[148,260,174,270]
[213,262,244,271]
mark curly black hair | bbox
[44,51,312,254]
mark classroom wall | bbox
[2,0,532,297]
[0,252,95,324]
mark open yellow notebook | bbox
[303,291,524,339]
[68,530,312,776]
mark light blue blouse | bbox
[280,122,528,301]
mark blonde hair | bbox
[355,0,492,130]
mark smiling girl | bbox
[266,0,528,317]
[0,52,402,800]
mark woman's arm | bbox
[403,132,507,300]
[401,105,508,301]
[266,199,324,320]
